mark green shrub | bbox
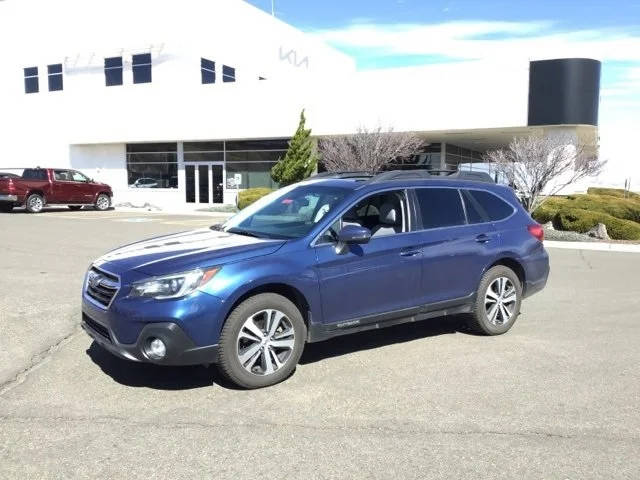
[532,197,570,224]
[534,193,640,224]
[553,208,640,240]
[237,188,274,210]
[587,187,640,200]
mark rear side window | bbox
[463,189,514,222]
[22,169,48,180]
[414,188,466,229]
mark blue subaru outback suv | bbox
[82,170,549,388]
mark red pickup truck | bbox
[0,168,113,213]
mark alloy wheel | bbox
[29,196,43,212]
[236,309,295,376]
[484,277,517,325]
[96,195,109,210]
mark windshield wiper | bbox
[226,228,268,239]
[210,223,224,231]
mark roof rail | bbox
[368,169,494,184]
[311,171,374,179]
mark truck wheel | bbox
[0,203,13,213]
[94,194,110,211]
[467,265,522,335]
[26,194,44,213]
[218,293,307,389]
[68,206,83,211]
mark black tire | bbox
[25,193,44,213]
[218,293,307,389]
[0,203,13,213]
[94,194,110,211]
[467,265,522,335]
[68,205,83,211]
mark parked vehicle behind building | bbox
[81,170,549,389]
[0,168,113,213]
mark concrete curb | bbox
[544,240,640,253]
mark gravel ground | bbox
[543,228,599,242]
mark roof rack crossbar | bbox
[367,169,494,184]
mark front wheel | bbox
[26,194,44,213]
[218,293,307,389]
[467,265,522,335]
[94,194,110,211]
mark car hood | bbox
[93,228,286,277]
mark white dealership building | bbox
[0,0,601,209]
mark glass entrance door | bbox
[184,163,224,204]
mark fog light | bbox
[145,338,167,360]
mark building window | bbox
[105,57,123,86]
[47,64,63,91]
[201,58,215,84]
[126,143,177,188]
[225,139,289,189]
[445,144,483,169]
[24,67,39,94]
[132,53,152,84]
[222,65,235,83]
[184,141,224,162]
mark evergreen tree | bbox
[271,110,317,186]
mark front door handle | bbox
[400,248,422,257]
[475,234,491,243]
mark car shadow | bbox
[299,314,470,365]
[10,207,115,214]
[85,314,471,390]
[85,342,241,391]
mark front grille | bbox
[85,266,120,309]
[83,313,112,342]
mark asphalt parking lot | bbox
[1,209,639,479]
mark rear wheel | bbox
[0,203,13,213]
[467,265,522,335]
[25,194,44,213]
[68,205,83,211]
[218,293,306,389]
[94,194,110,211]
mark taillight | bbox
[527,223,544,242]
[7,179,15,193]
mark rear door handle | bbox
[400,248,422,257]
[475,234,490,243]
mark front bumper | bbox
[82,313,219,365]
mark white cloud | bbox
[312,21,640,63]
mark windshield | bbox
[223,182,351,239]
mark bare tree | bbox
[484,134,605,212]
[318,126,424,173]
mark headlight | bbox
[129,267,220,299]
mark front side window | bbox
[132,53,152,84]
[24,67,39,94]
[48,64,63,91]
[318,190,408,244]
[201,58,215,84]
[126,143,177,188]
[54,169,72,181]
[71,171,89,182]
[414,188,466,229]
[105,57,123,86]
[223,184,350,239]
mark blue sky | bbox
[247,0,640,183]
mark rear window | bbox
[22,169,48,181]
[414,188,466,229]
[463,189,514,223]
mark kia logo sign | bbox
[279,47,309,69]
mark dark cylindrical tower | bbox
[527,58,601,126]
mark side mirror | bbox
[337,225,371,245]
